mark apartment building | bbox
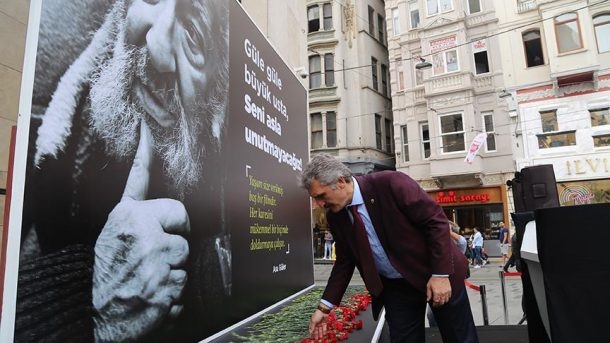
[307,0,394,171]
[386,0,516,240]
[307,0,394,252]
[496,0,610,207]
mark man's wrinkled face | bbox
[89,0,228,196]
[308,178,351,213]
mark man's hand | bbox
[308,309,329,340]
[93,122,190,342]
[426,276,451,307]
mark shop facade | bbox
[427,185,509,256]
[532,153,610,207]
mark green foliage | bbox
[232,286,366,342]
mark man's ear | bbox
[336,176,347,188]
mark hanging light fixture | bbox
[415,57,432,70]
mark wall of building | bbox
[385,0,517,231]
[497,0,610,209]
[0,0,29,244]
[240,0,309,85]
[307,0,394,173]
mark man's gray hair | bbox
[300,153,352,189]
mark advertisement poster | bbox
[1,0,312,342]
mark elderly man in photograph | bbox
[16,0,230,341]
[301,154,478,343]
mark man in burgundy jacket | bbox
[301,154,477,342]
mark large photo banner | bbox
[1,0,312,342]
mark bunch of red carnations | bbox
[299,293,371,343]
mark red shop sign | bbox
[435,191,491,204]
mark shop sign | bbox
[430,188,502,205]
[540,154,610,180]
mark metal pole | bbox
[499,270,509,324]
[479,285,489,326]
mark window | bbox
[371,57,378,91]
[310,112,336,148]
[473,39,489,74]
[522,30,544,67]
[482,112,496,151]
[593,134,610,147]
[440,113,465,153]
[427,0,452,16]
[537,131,576,148]
[537,110,575,149]
[311,113,323,148]
[368,6,375,34]
[378,14,385,43]
[468,0,481,14]
[323,3,333,30]
[309,4,333,33]
[308,6,320,33]
[385,118,393,152]
[310,53,334,88]
[309,55,321,88]
[324,53,335,86]
[554,12,582,53]
[590,108,610,126]
[420,122,431,158]
[392,8,400,36]
[381,64,388,96]
[474,50,489,74]
[427,0,438,16]
[431,35,459,75]
[415,66,423,85]
[401,125,410,162]
[593,14,610,53]
[432,49,459,75]
[375,114,382,149]
[410,3,420,29]
[327,111,337,147]
[540,110,558,132]
[396,60,405,91]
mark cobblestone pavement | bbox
[313,257,525,327]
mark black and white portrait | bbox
[15,0,231,341]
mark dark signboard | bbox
[1,0,312,341]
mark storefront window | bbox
[557,180,610,206]
[446,204,504,239]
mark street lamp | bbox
[415,57,432,70]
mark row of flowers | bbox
[232,286,371,342]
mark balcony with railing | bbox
[309,86,338,103]
[473,74,495,94]
[465,10,498,28]
[517,0,538,14]
[307,30,338,46]
[424,72,473,96]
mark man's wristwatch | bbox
[317,303,331,314]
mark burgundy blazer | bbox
[321,171,468,318]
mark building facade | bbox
[240,0,309,78]
[307,0,394,173]
[386,0,516,242]
[306,0,394,257]
[496,0,610,207]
